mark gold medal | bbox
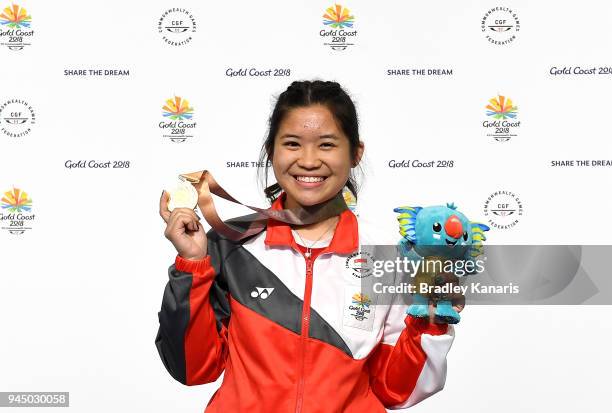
[166,178,198,211]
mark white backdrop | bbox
[1,0,611,412]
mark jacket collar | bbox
[264,191,358,254]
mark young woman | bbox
[155,80,457,412]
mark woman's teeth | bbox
[295,176,325,183]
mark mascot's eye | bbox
[463,231,468,241]
[432,222,442,232]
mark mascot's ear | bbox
[393,206,422,215]
[393,206,422,243]
[471,222,490,242]
[467,222,490,259]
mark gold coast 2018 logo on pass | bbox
[481,7,520,45]
[320,4,357,51]
[0,99,35,138]
[349,293,372,321]
[343,289,377,331]
[158,8,196,46]
[0,4,33,50]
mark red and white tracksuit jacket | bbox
[155,192,455,412]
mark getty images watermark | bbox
[349,245,612,305]
[365,254,517,296]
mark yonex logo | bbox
[250,287,274,299]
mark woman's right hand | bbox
[160,190,207,260]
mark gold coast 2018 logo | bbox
[481,6,520,45]
[158,8,196,46]
[348,293,372,321]
[0,99,36,138]
[0,4,33,50]
[320,4,357,51]
[1,187,35,234]
[159,96,196,143]
[483,95,520,142]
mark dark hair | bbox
[257,80,363,204]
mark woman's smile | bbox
[292,174,328,188]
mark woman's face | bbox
[272,104,363,209]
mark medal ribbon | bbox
[179,170,348,241]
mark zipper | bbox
[294,250,314,413]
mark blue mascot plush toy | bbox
[393,203,489,324]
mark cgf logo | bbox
[250,287,274,299]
